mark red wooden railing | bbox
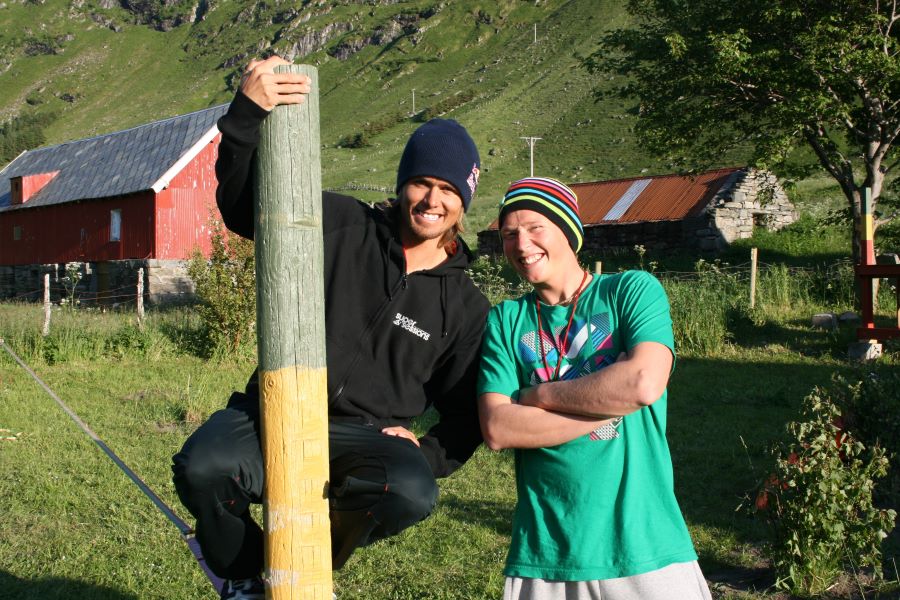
[856,187,900,341]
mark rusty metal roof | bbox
[485,167,744,229]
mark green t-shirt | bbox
[477,270,697,581]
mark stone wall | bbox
[706,168,798,250]
[0,259,195,306]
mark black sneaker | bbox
[220,577,265,600]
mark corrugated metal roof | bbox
[486,167,744,229]
[0,104,228,212]
[575,168,743,224]
[601,178,652,221]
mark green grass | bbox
[0,322,249,599]
[2,240,899,599]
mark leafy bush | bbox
[106,325,151,359]
[338,131,370,148]
[187,220,256,355]
[756,380,896,597]
[838,370,900,505]
[466,256,529,306]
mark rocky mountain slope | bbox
[0,0,675,233]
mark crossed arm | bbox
[478,341,673,450]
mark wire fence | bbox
[5,283,145,305]
[642,259,856,282]
[4,267,161,336]
[2,253,895,343]
[0,258,873,306]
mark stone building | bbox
[477,167,798,256]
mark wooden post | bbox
[866,187,880,311]
[750,247,758,309]
[594,261,602,275]
[896,274,899,329]
[255,64,331,600]
[860,188,876,332]
[862,188,876,266]
[136,268,145,330]
[42,273,50,337]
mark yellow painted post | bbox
[750,247,758,309]
[137,267,144,330]
[42,273,50,336]
[255,64,331,600]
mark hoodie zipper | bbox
[333,272,408,403]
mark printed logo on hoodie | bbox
[393,313,431,341]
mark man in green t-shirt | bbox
[477,177,712,600]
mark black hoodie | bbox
[215,92,490,477]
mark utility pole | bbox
[256,63,332,600]
[520,136,542,177]
[534,23,537,44]
[412,88,416,115]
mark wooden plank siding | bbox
[1,192,155,265]
[0,135,223,266]
[154,137,222,260]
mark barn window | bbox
[110,209,122,242]
[13,225,21,241]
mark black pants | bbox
[171,395,439,580]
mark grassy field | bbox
[2,200,899,599]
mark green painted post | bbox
[254,64,332,600]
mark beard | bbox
[397,194,462,246]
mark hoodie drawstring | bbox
[383,237,393,299]
[440,275,448,338]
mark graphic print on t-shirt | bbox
[517,311,622,441]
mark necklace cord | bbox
[535,270,589,381]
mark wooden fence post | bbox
[860,188,876,331]
[750,247,758,309]
[137,268,145,330]
[42,273,50,337]
[255,64,331,600]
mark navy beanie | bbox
[395,118,481,211]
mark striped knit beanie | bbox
[499,177,583,253]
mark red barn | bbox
[0,104,229,302]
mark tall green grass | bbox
[664,265,744,356]
[0,303,208,366]
[664,260,862,357]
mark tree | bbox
[187,219,256,355]
[0,111,59,164]
[587,0,899,268]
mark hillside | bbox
[0,0,681,236]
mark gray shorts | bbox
[503,561,712,600]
